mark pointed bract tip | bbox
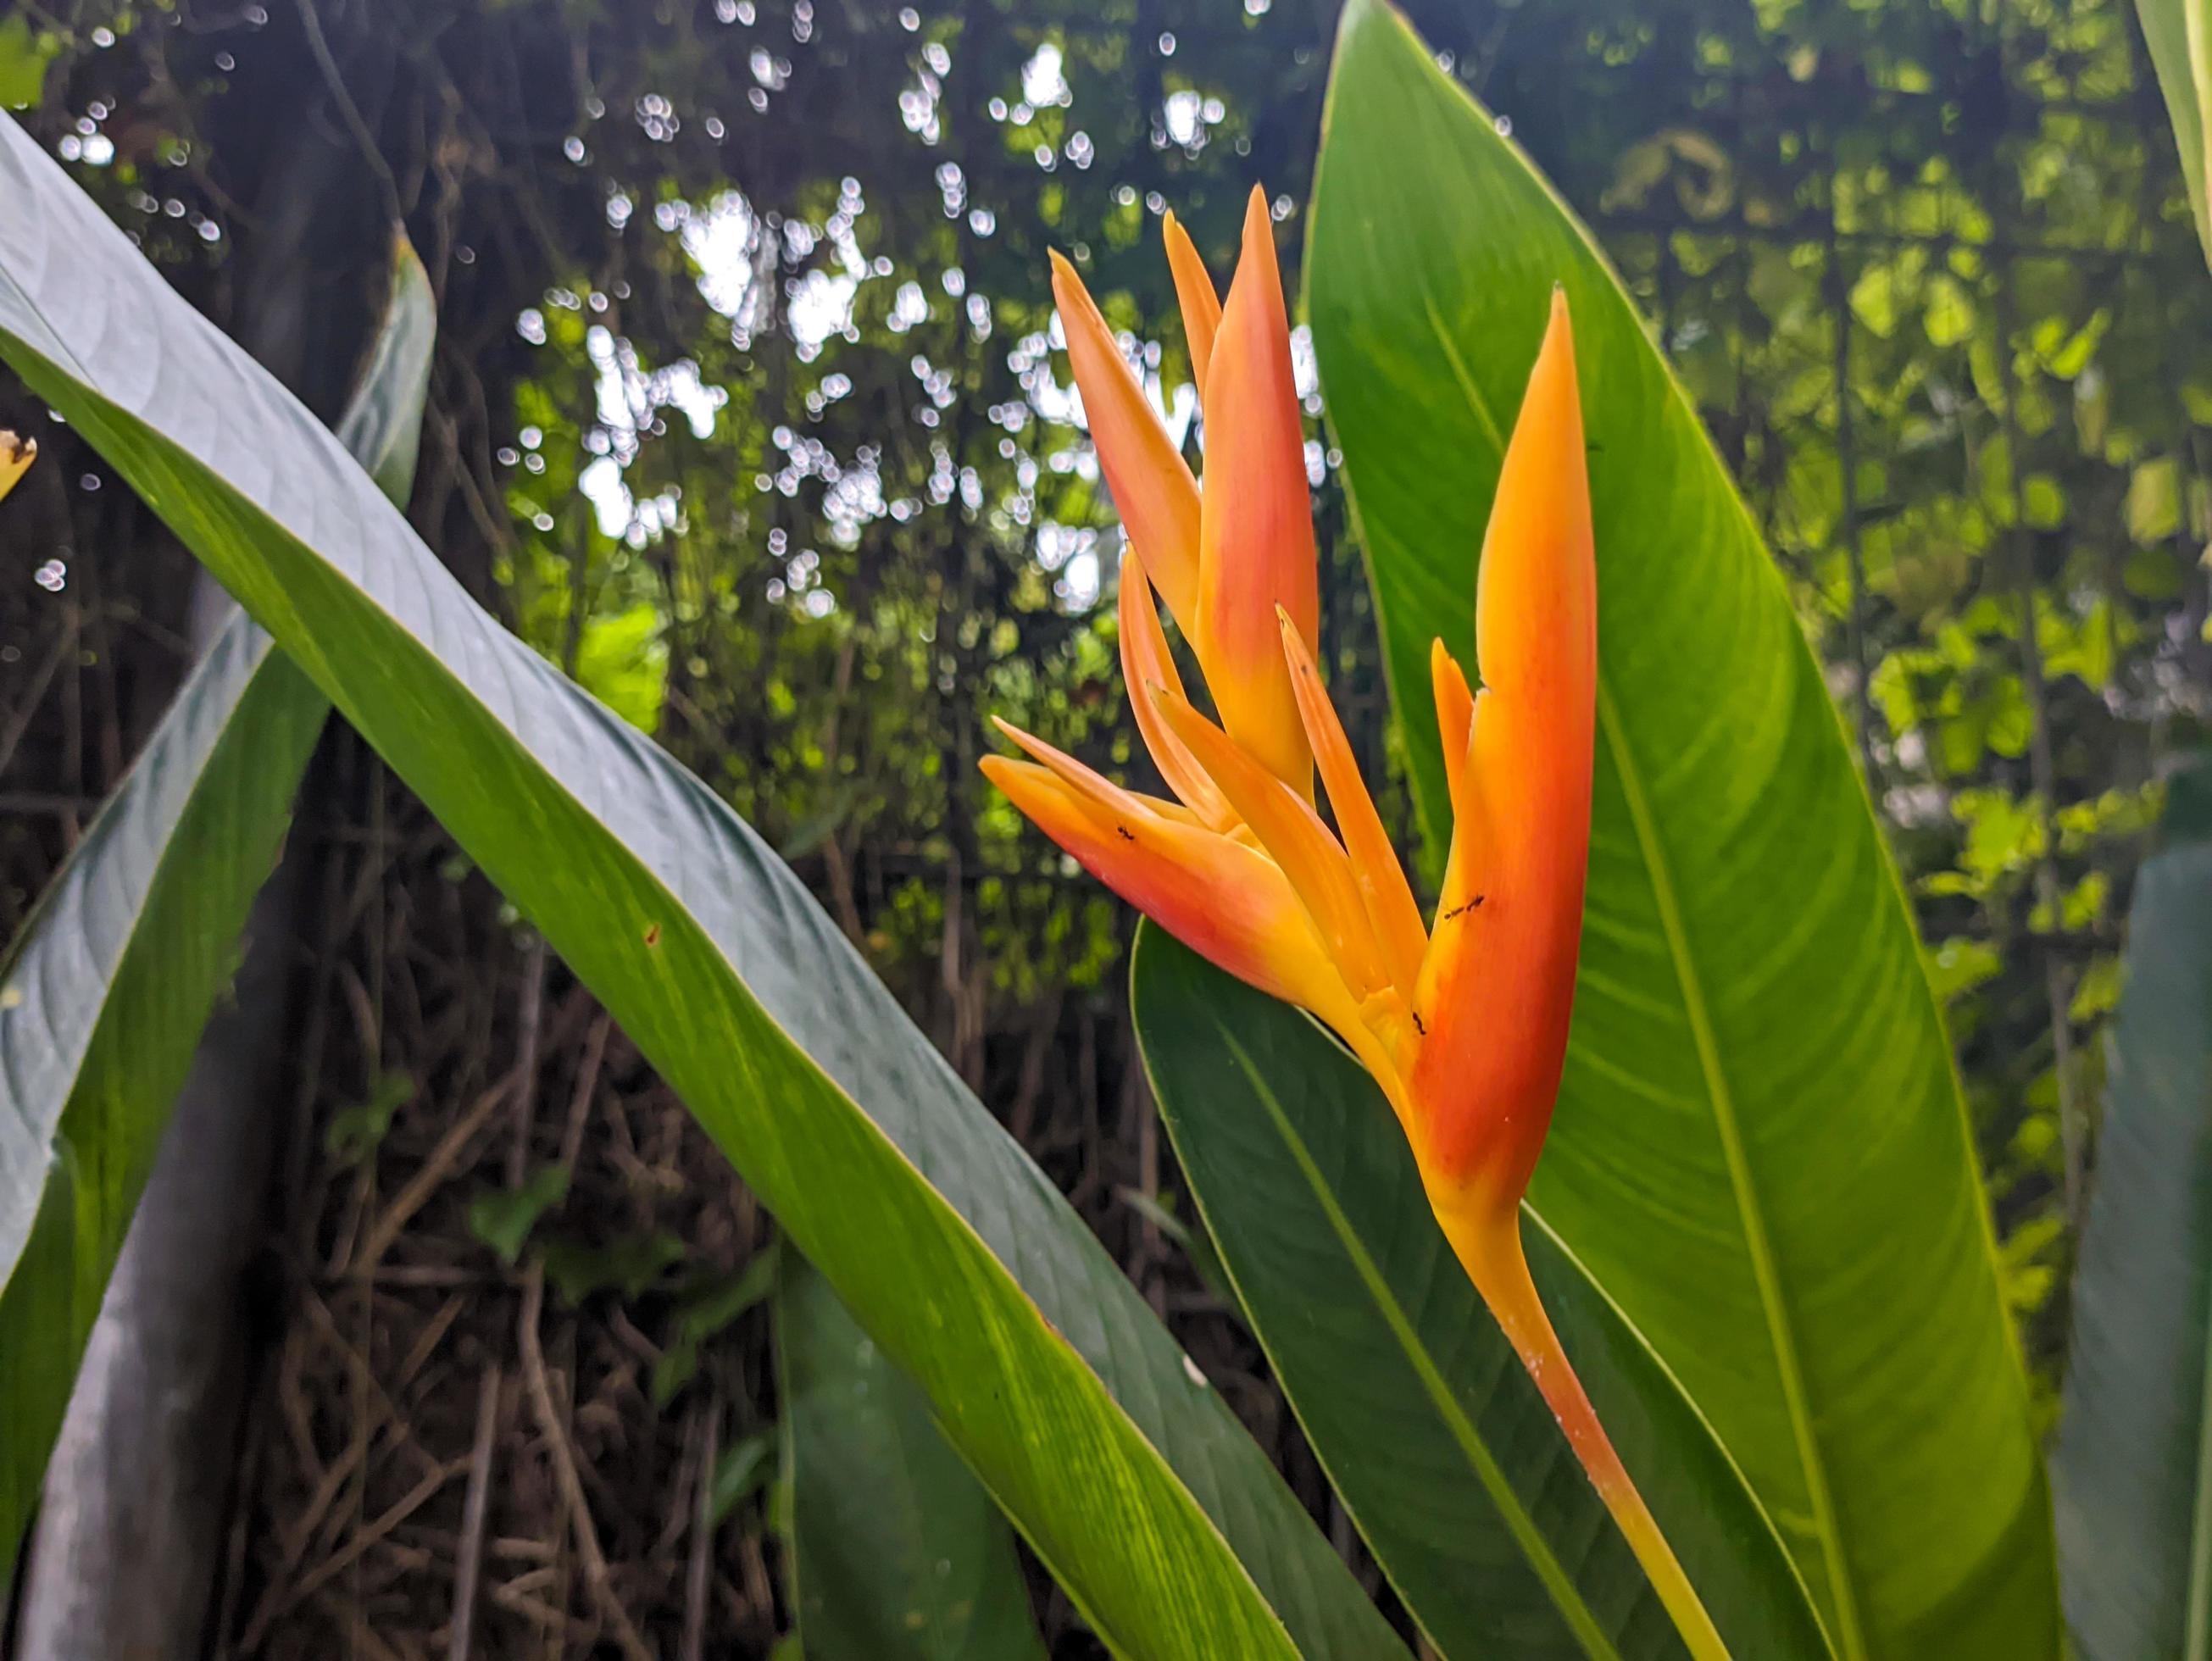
[977,752,1034,789]
[1542,285,1575,342]
[1243,184,1271,235]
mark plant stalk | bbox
[1446,1207,1730,1660]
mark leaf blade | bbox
[2054,776,2212,1660]
[0,112,1393,1661]
[1307,6,2055,1653]
[0,226,433,1574]
[778,1253,1048,1661]
[2134,0,2212,268]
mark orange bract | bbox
[987,225,1727,1657]
[997,229,1594,1229]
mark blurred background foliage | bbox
[0,0,2205,1648]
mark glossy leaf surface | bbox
[1309,6,2055,1653]
[0,233,431,1574]
[778,1253,1047,1660]
[2054,771,2212,1659]
[0,112,1393,1661]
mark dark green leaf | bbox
[2054,779,2212,1658]
[324,1069,414,1164]
[1114,1186,1242,1317]
[1309,6,2054,1652]
[712,1430,777,1526]
[539,1230,686,1303]
[779,1252,1047,1661]
[653,1247,781,1405]
[0,227,433,1575]
[1134,926,1832,1660]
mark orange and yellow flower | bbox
[983,191,1726,1656]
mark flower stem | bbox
[1445,1205,1731,1660]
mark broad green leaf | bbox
[2054,772,2212,1659]
[1309,6,2054,1654]
[0,114,1396,1660]
[778,1253,1048,1661]
[0,232,433,1576]
[2136,0,2212,269]
[1133,927,1832,1661]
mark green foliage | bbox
[4,0,2209,1645]
[0,16,59,112]
[540,1229,687,1303]
[2054,766,2212,1658]
[777,1252,1046,1660]
[711,1430,778,1527]
[653,1247,781,1404]
[1309,4,2055,1651]
[1133,927,1832,1659]
[466,1165,572,1264]
[324,1070,415,1164]
[0,233,433,1583]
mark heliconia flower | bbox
[988,213,1728,1654]
[0,431,35,503]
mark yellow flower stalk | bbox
[985,192,1728,1656]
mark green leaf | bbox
[539,1229,686,1303]
[2054,781,2212,1659]
[0,17,58,113]
[575,601,670,736]
[467,1164,571,1264]
[2134,0,2212,269]
[1114,1186,1243,1317]
[712,1430,777,1525]
[653,1247,781,1405]
[333,234,436,507]
[0,226,433,1577]
[0,113,1393,1661]
[1133,927,1832,1660]
[324,1069,414,1164]
[1309,6,2054,1654]
[778,1253,1048,1661]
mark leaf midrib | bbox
[1212,1021,1623,1661]
[1593,680,1865,1660]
